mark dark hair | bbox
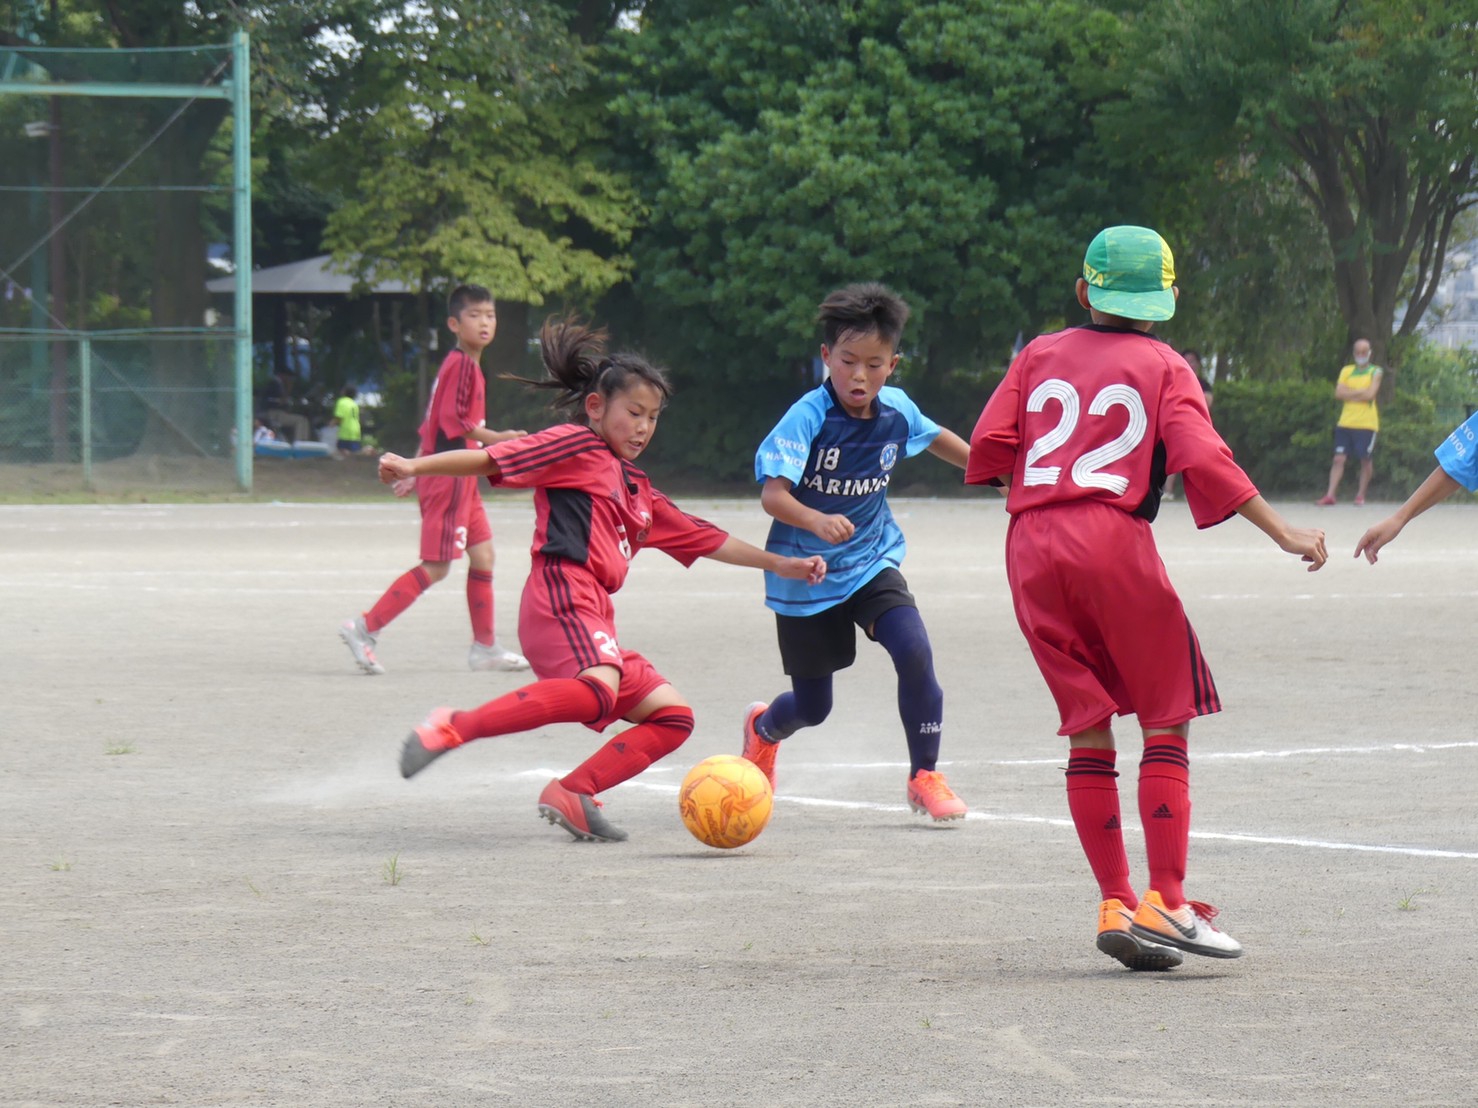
[447,283,495,319]
[817,282,910,349]
[1181,348,1201,362]
[342,385,357,399]
[508,315,672,422]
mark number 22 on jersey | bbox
[1021,378,1148,495]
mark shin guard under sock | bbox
[1139,735,1191,908]
[1066,747,1135,906]
[365,566,432,634]
[466,568,494,645]
[561,706,695,796]
[451,676,615,741]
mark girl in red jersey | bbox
[378,318,826,842]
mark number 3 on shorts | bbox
[592,630,621,660]
[454,525,469,553]
[1023,378,1147,495]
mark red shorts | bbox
[518,556,669,732]
[417,473,491,562]
[1006,501,1220,736]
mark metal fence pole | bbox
[79,334,91,487]
[231,29,253,492]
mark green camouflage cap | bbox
[1082,225,1176,322]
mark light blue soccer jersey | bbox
[1435,411,1478,491]
[755,381,941,615]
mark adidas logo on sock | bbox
[1104,815,1120,830]
[1152,803,1173,819]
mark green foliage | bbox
[1113,0,1478,358]
[319,3,638,306]
[608,0,1131,479]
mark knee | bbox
[421,561,451,584]
[467,542,494,572]
[791,683,833,728]
[877,610,937,686]
[646,705,695,757]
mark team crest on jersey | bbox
[879,443,899,472]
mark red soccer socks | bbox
[1139,734,1191,909]
[1066,746,1136,906]
[364,566,432,634]
[466,567,494,645]
[450,676,615,740]
[561,706,694,796]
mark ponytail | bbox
[506,315,673,422]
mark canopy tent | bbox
[207,254,421,383]
[205,254,414,297]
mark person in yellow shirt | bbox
[331,386,363,455]
[1318,338,1382,506]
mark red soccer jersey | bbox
[485,424,728,594]
[418,349,486,455]
[966,325,1256,527]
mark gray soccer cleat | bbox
[339,615,385,675]
[468,641,530,672]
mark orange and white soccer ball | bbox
[678,754,774,849]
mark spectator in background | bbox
[1318,338,1382,506]
[331,386,363,455]
[252,417,276,444]
[263,367,313,444]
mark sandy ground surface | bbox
[3,494,1477,1107]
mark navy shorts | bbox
[1334,426,1376,459]
[774,567,916,678]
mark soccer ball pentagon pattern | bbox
[678,754,774,849]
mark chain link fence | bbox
[0,38,250,496]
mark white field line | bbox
[582,738,1478,861]
[607,776,1478,861]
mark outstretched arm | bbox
[1235,495,1328,571]
[1355,466,1461,564]
[926,428,970,470]
[468,425,527,446]
[760,476,854,545]
[704,535,827,585]
[379,449,499,484]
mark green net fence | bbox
[0,39,249,495]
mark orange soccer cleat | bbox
[1096,898,1184,971]
[906,769,968,821]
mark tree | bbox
[317,2,639,392]
[607,0,1133,475]
[1118,0,1478,369]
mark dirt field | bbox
[4,494,1476,1107]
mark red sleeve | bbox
[642,490,729,566]
[1158,360,1257,528]
[965,349,1026,486]
[484,424,608,489]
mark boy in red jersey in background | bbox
[967,226,1327,970]
[339,284,529,676]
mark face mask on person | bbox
[1355,352,1370,367]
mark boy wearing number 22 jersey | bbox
[967,226,1327,971]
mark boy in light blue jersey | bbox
[1355,410,1478,563]
[741,283,973,820]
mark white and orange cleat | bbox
[1131,890,1244,958]
[1096,898,1184,971]
[339,615,385,675]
